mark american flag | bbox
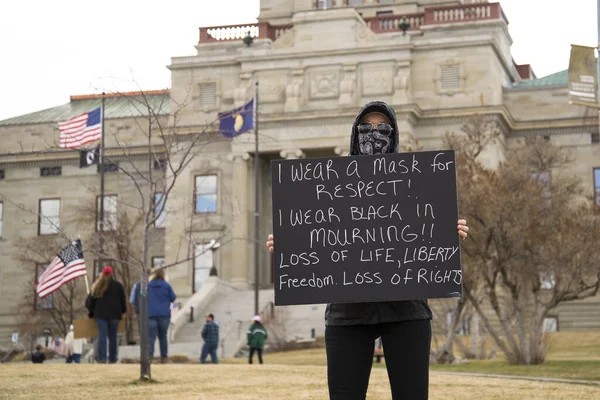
[36,240,87,298]
[58,107,102,149]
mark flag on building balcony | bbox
[568,45,598,107]
[36,240,87,298]
[58,107,102,148]
[219,99,254,138]
[79,146,100,168]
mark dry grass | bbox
[1,364,599,400]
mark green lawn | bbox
[229,332,600,382]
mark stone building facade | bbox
[0,0,599,345]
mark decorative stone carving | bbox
[285,68,305,113]
[339,64,357,106]
[272,28,295,50]
[280,149,305,159]
[259,77,286,103]
[234,72,253,107]
[361,65,394,96]
[393,66,411,105]
[354,21,377,44]
[310,71,339,100]
[227,152,251,162]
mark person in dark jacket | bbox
[85,266,126,364]
[31,345,46,364]
[266,101,469,399]
[147,267,176,362]
[200,313,219,364]
[247,315,267,364]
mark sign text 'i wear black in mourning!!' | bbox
[271,150,463,306]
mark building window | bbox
[96,195,118,231]
[540,271,556,289]
[39,199,60,235]
[40,167,62,177]
[36,264,55,310]
[154,159,166,170]
[93,260,102,280]
[154,193,166,228]
[440,64,461,90]
[594,168,600,206]
[198,82,217,107]
[0,202,3,237]
[0,169,5,179]
[194,244,214,292]
[592,133,599,144]
[152,256,166,280]
[316,0,333,9]
[348,0,363,5]
[99,162,119,173]
[542,317,558,332]
[195,175,217,213]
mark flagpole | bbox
[98,93,106,269]
[254,81,260,316]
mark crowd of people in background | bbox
[29,265,273,365]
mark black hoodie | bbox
[324,101,433,326]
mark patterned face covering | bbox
[357,123,393,155]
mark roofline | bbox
[505,84,567,91]
[70,89,171,101]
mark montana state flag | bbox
[219,99,254,138]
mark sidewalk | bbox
[432,370,600,386]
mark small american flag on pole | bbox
[36,240,87,298]
[58,107,102,148]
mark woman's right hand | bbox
[266,234,274,253]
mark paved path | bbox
[432,370,600,386]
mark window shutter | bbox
[199,82,217,107]
[440,64,461,90]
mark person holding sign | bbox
[267,100,468,399]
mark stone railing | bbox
[197,2,506,43]
[424,2,507,25]
[199,22,293,43]
[364,13,424,33]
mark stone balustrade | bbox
[198,2,505,43]
[364,13,424,33]
[199,22,293,43]
[424,2,507,25]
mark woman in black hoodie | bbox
[85,266,126,363]
[267,101,469,399]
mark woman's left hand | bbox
[457,219,469,240]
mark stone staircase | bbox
[173,285,275,359]
[116,280,330,361]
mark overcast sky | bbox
[0,0,596,121]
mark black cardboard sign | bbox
[271,150,462,306]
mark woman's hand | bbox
[266,234,275,253]
[457,219,469,240]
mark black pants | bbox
[325,319,431,400]
[249,347,263,364]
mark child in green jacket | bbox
[247,315,268,364]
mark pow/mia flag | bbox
[79,147,99,168]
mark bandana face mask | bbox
[357,122,393,155]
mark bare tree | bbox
[446,118,600,365]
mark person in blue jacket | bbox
[147,267,176,362]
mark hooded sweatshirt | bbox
[325,100,433,326]
[147,278,176,318]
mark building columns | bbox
[280,149,305,159]
[227,152,251,286]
